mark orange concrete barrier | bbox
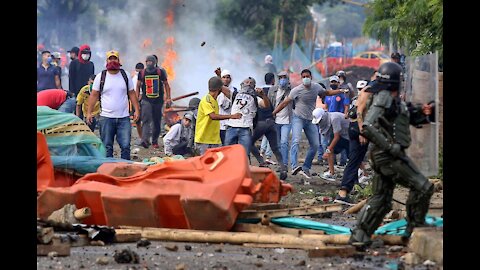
[38,145,291,230]
[37,132,55,193]
[249,166,293,203]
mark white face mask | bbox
[81,54,90,61]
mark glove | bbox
[389,143,402,158]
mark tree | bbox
[215,0,336,51]
[362,0,443,65]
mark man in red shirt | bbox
[37,89,75,113]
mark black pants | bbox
[340,122,369,193]
[250,119,285,170]
[172,141,191,156]
[141,100,163,145]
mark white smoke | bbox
[88,0,267,105]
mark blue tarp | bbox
[237,215,443,236]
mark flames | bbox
[161,36,177,81]
[140,5,178,82]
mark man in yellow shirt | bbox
[76,74,100,131]
[194,76,242,155]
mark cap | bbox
[208,76,223,91]
[67,46,80,54]
[356,80,368,89]
[184,112,194,121]
[312,108,326,124]
[146,55,156,64]
[221,69,231,78]
[278,71,288,77]
[52,52,61,59]
[329,75,340,82]
[106,50,119,59]
[391,52,401,59]
[336,70,346,77]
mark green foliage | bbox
[363,0,443,65]
[353,182,373,200]
[215,0,334,51]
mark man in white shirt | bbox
[217,69,236,145]
[86,50,140,160]
[225,77,268,158]
[163,112,194,156]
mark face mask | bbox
[106,61,121,70]
[302,77,311,86]
[46,57,52,64]
[146,63,155,71]
[81,54,90,61]
[279,78,288,88]
[330,84,338,90]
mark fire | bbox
[165,10,174,28]
[161,36,177,81]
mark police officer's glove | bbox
[388,143,402,158]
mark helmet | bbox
[188,97,201,109]
[376,62,403,85]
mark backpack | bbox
[140,67,166,99]
[232,88,259,129]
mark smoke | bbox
[89,0,267,105]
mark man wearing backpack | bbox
[86,50,140,160]
[136,55,170,149]
[225,77,269,159]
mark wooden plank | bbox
[308,246,356,258]
[344,199,367,214]
[232,223,325,236]
[246,203,293,211]
[37,243,71,256]
[114,232,142,243]
[115,227,326,247]
[243,243,324,250]
[238,204,343,219]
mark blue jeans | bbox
[225,126,252,158]
[98,116,132,160]
[290,115,319,172]
[275,123,291,167]
[317,126,325,160]
[58,97,76,114]
[260,136,273,158]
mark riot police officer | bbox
[349,62,435,248]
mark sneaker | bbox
[152,143,160,149]
[134,138,142,146]
[320,171,337,182]
[292,166,303,176]
[259,162,269,168]
[140,141,150,149]
[298,170,311,179]
[358,168,364,178]
[265,158,277,165]
[333,194,354,206]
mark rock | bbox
[388,246,403,252]
[214,248,222,253]
[196,252,203,257]
[201,41,206,47]
[408,227,443,264]
[136,238,151,248]
[400,252,421,265]
[165,244,178,251]
[254,262,263,267]
[423,260,436,266]
[114,248,139,264]
[257,255,263,259]
[48,251,58,259]
[96,256,110,265]
[184,245,192,251]
[90,240,105,246]
[296,260,306,266]
[274,248,285,254]
[246,251,253,256]
[175,263,186,270]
